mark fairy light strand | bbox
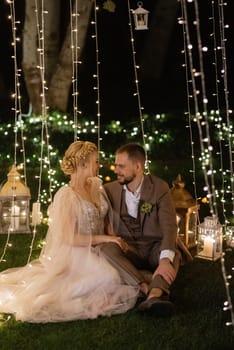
[0,1,28,265]
[180,0,234,331]
[8,1,25,172]
[127,0,149,173]
[93,1,101,158]
[8,0,27,183]
[34,0,53,206]
[194,0,218,214]
[180,0,216,215]
[209,0,234,225]
[70,0,80,140]
[217,0,234,217]
[179,11,199,207]
[215,0,234,331]
[27,0,53,262]
[210,0,226,224]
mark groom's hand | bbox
[152,258,176,285]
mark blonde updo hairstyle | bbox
[61,141,97,175]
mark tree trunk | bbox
[22,0,93,114]
[22,1,42,115]
[44,0,61,85]
[22,0,60,115]
[47,0,93,111]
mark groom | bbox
[102,143,192,316]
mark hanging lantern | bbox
[0,165,31,233]
[132,1,149,30]
[170,174,199,249]
[196,216,222,261]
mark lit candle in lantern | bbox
[31,202,41,226]
[203,236,214,258]
[11,205,20,230]
[20,210,27,225]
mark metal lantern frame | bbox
[132,1,149,30]
[0,165,31,233]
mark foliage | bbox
[0,110,232,221]
[0,111,194,202]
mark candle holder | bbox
[196,216,223,261]
[0,165,31,233]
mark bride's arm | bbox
[56,186,128,251]
[72,233,128,252]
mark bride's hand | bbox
[111,236,128,252]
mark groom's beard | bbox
[117,173,136,185]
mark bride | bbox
[0,141,139,322]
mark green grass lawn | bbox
[0,232,234,350]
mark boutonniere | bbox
[140,201,153,214]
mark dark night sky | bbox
[79,0,234,123]
[0,0,233,122]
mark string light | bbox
[70,0,80,140]
[127,0,150,173]
[179,0,234,331]
[4,1,54,265]
[93,1,102,161]
[216,0,234,221]
[69,0,101,161]
[26,0,54,264]
[34,0,53,203]
[0,1,29,264]
[180,0,217,216]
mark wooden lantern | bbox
[170,174,199,248]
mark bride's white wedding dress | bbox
[0,184,138,322]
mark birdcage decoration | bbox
[196,215,223,261]
[132,1,149,30]
[170,174,199,249]
[0,165,31,233]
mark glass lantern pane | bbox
[0,198,30,233]
[196,216,223,261]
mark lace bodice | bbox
[78,194,108,235]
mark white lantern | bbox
[0,165,31,233]
[132,1,149,30]
[196,216,223,261]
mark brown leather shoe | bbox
[137,295,175,316]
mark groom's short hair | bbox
[116,143,146,166]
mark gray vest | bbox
[118,191,142,239]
